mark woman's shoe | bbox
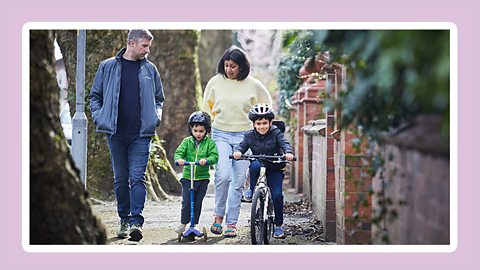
[210,216,223,235]
[223,225,237,238]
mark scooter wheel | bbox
[202,227,208,241]
[177,231,182,242]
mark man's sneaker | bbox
[129,224,143,241]
[243,189,253,202]
[273,225,285,239]
[117,221,129,239]
[175,224,186,233]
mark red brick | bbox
[326,210,336,220]
[344,230,371,244]
[327,158,335,169]
[326,189,335,199]
[345,179,371,192]
[345,167,370,180]
[326,200,335,211]
[327,170,335,181]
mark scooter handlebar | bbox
[175,161,209,166]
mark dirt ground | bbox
[91,183,329,246]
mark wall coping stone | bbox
[303,124,326,136]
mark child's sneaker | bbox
[175,224,186,233]
[273,225,285,239]
[243,189,253,202]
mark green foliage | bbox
[276,31,320,119]
[318,30,450,142]
[280,30,451,243]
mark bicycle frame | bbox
[229,154,294,244]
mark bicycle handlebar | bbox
[175,161,209,166]
[228,154,296,162]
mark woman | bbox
[202,46,272,237]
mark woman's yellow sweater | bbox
[202,74,272,132]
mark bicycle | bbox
[229,154,295,245]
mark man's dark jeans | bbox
[108,134,151,226]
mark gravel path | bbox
[91,181,329,246]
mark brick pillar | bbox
[288,99,297,189]
[335,129,372,244]
[292,88,305,193]
[292,81,324,194]
[324,112,336,241]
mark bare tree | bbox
[198,30,233,91]
[148,30,202,170]
[30,30,106,244]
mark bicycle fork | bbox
[259,167,269,223]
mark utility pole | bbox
[71,30,88,189]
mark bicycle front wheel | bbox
[251,190,265,245]
[264,191,274,244]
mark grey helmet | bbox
[248,103,275,122]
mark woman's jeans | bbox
[107,134,151,226]
[249,160,285,226]
[180,179,209,225]
[211,128,249,225]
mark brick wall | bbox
[371,116,449,244]
[304,119,336,242]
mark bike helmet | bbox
[248,103,275,122]
[188,111,211,133]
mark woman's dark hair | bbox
[217,46,250,81]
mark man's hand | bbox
[198,159,208,166]
[233,151,242,159]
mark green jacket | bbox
[174,136,218,180]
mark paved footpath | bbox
[91,179,328,245]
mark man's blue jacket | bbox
[89,48,164,137]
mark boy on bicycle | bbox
[232,103,294,238]
[174,111,218,234]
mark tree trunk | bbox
[30,30,106,244]
[56,30,179,201]
[148,30,201,172]
[198,30,232,91]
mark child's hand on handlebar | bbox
[198,158,208,166]
[233,151,242,160]
[176,159,185,166]
[284,153,294,161]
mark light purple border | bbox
[3,0,479,269]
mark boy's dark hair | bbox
[187,111,211,134]
[217,46,250,81]
[252,117,286,133]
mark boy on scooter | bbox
[232,103,294,238]
[174,111,218,234]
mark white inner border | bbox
[22,22,458,253]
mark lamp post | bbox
[71,29,88,189]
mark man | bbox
[90,29,164,241]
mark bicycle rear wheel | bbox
[250,190,265,245]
